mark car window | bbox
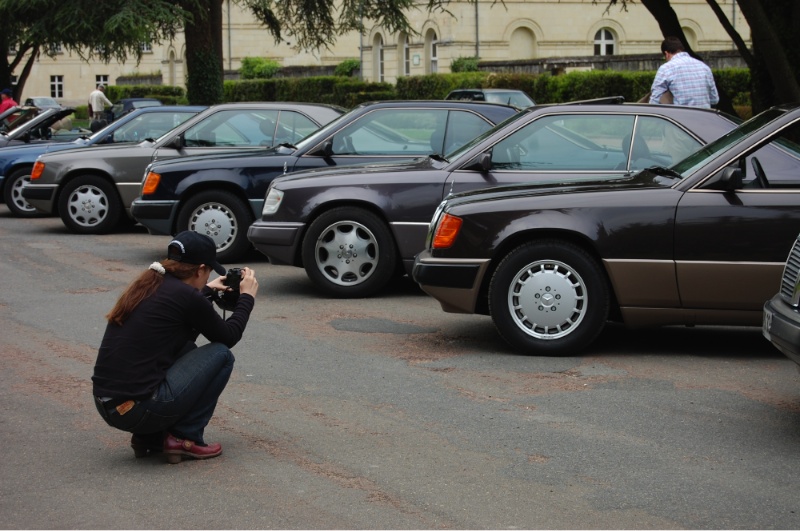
[741,119,800,187]
[485,92,534,108]
[628,116,701,171]
[443,111,495,156]
[183,109,280,147]
[490,114,635,170]
[110,111,198,143]
[275,111,320,145]
[329,109,449,155]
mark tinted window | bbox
[275,111,320,145]
[329,109,449,155]
[110,111,198,143]
[183,109,280,147]
[628,116,701,171]
[490,114,635,171]
[443,111,495,156]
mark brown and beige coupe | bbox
[413,104,800,356]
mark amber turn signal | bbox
[432,213,463,249]
[31,161,45,181]
[142,171,161,195]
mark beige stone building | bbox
[12,0,749,106]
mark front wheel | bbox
[488,240,609,356]
[301,207,397,298]
[4,167,42,217]
[176,190,253,263]
[58,175,122,234]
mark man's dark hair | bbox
[661,36,685,54]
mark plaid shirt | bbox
[650,52,719,108]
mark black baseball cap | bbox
[167,231,226,275]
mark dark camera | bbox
[214,268,243,311]
[224,267,243,291]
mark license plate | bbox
[762,309,773,340]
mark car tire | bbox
[301,207,397,298]
[177,190,253,263]
[488,240,609,356]
[4,167,42,218]
[58,175,122,234]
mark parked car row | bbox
[3,98,800,360]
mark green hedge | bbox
[105,84,186,103]
[112,67,751,113]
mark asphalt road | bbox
[2,207,799,529]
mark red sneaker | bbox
[163,433,222,464]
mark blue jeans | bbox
[94,342,235,444]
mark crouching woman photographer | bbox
[92,231,258,464]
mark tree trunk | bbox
[183,0,224,105]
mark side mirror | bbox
[308,139,334,157]
[463,152,492,172]
[705,165,744,191]
[166,134,183,150]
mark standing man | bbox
[650,36,719,108]
[0,88,18,113]
[88,84,112,121]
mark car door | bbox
[674,118,800,312]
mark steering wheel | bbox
[751,157,769,189]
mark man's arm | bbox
[649,65,670,105]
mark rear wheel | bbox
[176,190,253,263]
[4,167,42,217]
[301,206,397,298]
[488,240,609,356]
[58,175,122,234]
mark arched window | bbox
[399,33,411,76]
[510,27,536,60]
[373,34,384,82]
[425,30,438,74]
[682,28,698,50]
[594,28,616,56]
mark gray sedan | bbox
[22,102,344,234]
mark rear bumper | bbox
[247,221,305,266]
[412,250,490,314]
[21,183,57,214]
[763,295,800,367]
[130,199,178,235]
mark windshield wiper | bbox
[646,166,683,180]
[429,153,449,163]
[278,142,297,150]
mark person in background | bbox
[650,36,719,108]
[0,88,18,113]
[92,231,259,464]
[88,85,112,121]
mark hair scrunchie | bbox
[149,262,166,275]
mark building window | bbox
[373,34,384,82]
[404,38,411,76]
[594,28,616,56]
[49,43,63,55]
[50,75,64,98]
[426,30,438,74]
[140,41,153,53]
[96,75,109,87]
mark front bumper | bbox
[763,295,800,367]
[21,183,58,214]
[412,250,490,314]
[247,220,305,266]
[130,198,179,235]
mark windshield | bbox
[671,107,787,177]
[292,110,355,151]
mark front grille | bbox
[780,235,800,306]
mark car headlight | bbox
[262,187,284,216]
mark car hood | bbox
[275,156,440,185]
[443,168,675,206]
[148,146,284,173]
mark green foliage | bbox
[105,84,185,101]
[712,68,752,107]
[395,72,489,99]
[222,76,395,108]
[240,57,282,80]
[450,57,480,73]
[334,59,361,77]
